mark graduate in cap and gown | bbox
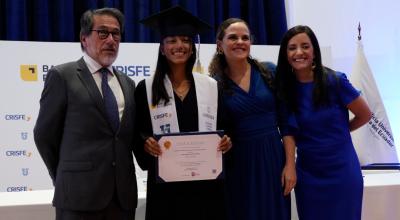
[134,6,232,220]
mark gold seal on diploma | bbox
[164,141,172,150]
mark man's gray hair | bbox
[79,8,124,50]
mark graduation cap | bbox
[139,6,212,38]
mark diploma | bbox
[155,131,224,182]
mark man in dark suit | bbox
[34,8,139,219]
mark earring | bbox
[217,48,224,55]
[312,60,316,70]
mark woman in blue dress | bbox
[276,25,372,220]
[209,18,297,220]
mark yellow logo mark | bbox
[164,141,172,150]
[20,65,38,81]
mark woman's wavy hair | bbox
[276,25,336,111]
[208,18,274,94]
[151,38,197,106]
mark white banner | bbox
[350,41,398,165]
[0,40,332,192]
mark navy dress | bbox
[293,72,363,220]
[220,66,291,220]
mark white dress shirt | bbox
[83,53,125,120]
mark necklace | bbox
[172,80,191,100]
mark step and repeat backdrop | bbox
[0,40,331,193]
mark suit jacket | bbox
[34,58,139,211]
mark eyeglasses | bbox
[91,29,121,41]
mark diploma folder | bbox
[154,130,224,183]
[361,163,400,170]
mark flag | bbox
[350,40,398,165]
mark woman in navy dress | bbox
[209,18,296,220]
[276,25,372,220]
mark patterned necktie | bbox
[100,68,120,132]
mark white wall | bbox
[285,0,400,159]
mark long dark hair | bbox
[276,25,335,111]
[209,18,274,94]
[151,38,197,106]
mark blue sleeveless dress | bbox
[294,72,363,220]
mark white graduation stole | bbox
[145,72,218,135]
